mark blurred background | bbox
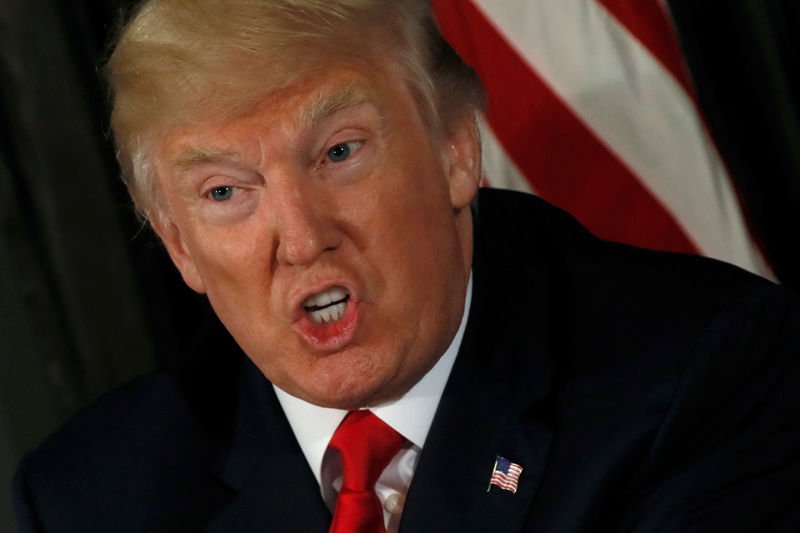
[0,0,798,530]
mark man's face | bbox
[152,65,480,408]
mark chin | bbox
[311,379,392,409]
[290,387,377,410]
[266,361,386,409]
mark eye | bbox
[209,186,235,202]
[326,141,364,164]
[327,142,351,163]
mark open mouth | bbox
[295,284,359,351]
[302,286,350,324]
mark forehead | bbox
[160,68,403,167]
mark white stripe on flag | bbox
[471,0,772,278]
[479,115,535,194]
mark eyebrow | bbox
[170,148,243,174]
[296,81,372,131]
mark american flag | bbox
[489,456,523,493]
[433,0,772,279]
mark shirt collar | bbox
[274,274,473,485]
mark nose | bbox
[272,181,340,266]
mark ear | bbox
[444,114,482,210]
[151,217,207,294]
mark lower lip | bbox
[294,299,359,352]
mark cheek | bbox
[368,183,460,292]
[186,224,273,291]
[363,173,454,272]
[373,160,451,225]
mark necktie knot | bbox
[328,410,405,533]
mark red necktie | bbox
[328,410,405,533]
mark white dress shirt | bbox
[275,275,472,532]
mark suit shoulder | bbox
[474,188,798,375]
[14,368,239,532]
[17,372,202,488]
[475,187,781,318]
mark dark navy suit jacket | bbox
[13,189,800,531]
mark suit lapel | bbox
[400,193,557,532]
[206,358,331,532]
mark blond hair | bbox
[106,0,486,222]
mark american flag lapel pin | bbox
[487,456,523,493]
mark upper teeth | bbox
[303,286,349,324]
[303,286,348,309]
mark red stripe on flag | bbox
[596,0,695,99]
[433,0,700,254]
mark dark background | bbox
[0,1,798,530]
